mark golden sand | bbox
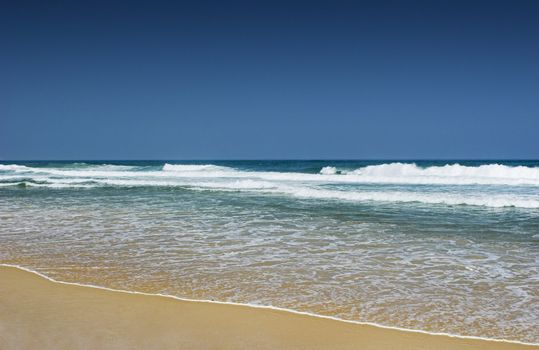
[0,265,536,350]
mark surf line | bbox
[1,263,537,347]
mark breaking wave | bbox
[320,166,338,175]
[162,164,234,172]
[1,162,538,208]
[346,163,539,183]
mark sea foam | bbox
[163,164,233,172]
[348,163,539,181]
[1,162,539,208]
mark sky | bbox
[1,0,538,160]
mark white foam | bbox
[2,162,539,208]
[275,186,539,208]
[24,178,535,208]
[78,164,135,171]
[0,164,32,172]
[345,163,539,185]
[3,162,539,185]
[163,163,233,172]
[320,166,337,175]
[186,179,278,190]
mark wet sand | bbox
[0,265,536,350]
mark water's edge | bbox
[2,263,536,347]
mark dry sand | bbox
[0,265,536,350]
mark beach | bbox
[1,265,536,350]
[1,161,538,344]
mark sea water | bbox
[0,160,538,342]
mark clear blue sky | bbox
[1,0,538,160]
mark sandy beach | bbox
[0,265,536,350]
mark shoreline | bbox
[1,264,537,349]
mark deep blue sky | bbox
[1,0,538,159]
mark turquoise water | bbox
[1,160,538,342]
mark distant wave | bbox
[2,179,538,208]
[3,162,539,186]
[320,166,338,175]
[0,164,32,172]
[162,164,234,172]
[319,162,539,186]
[347,163,539,180]
[0,163,135,173]
[1,162,539,208]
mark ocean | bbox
[0,160,538,343]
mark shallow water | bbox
[1,160,538,342]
